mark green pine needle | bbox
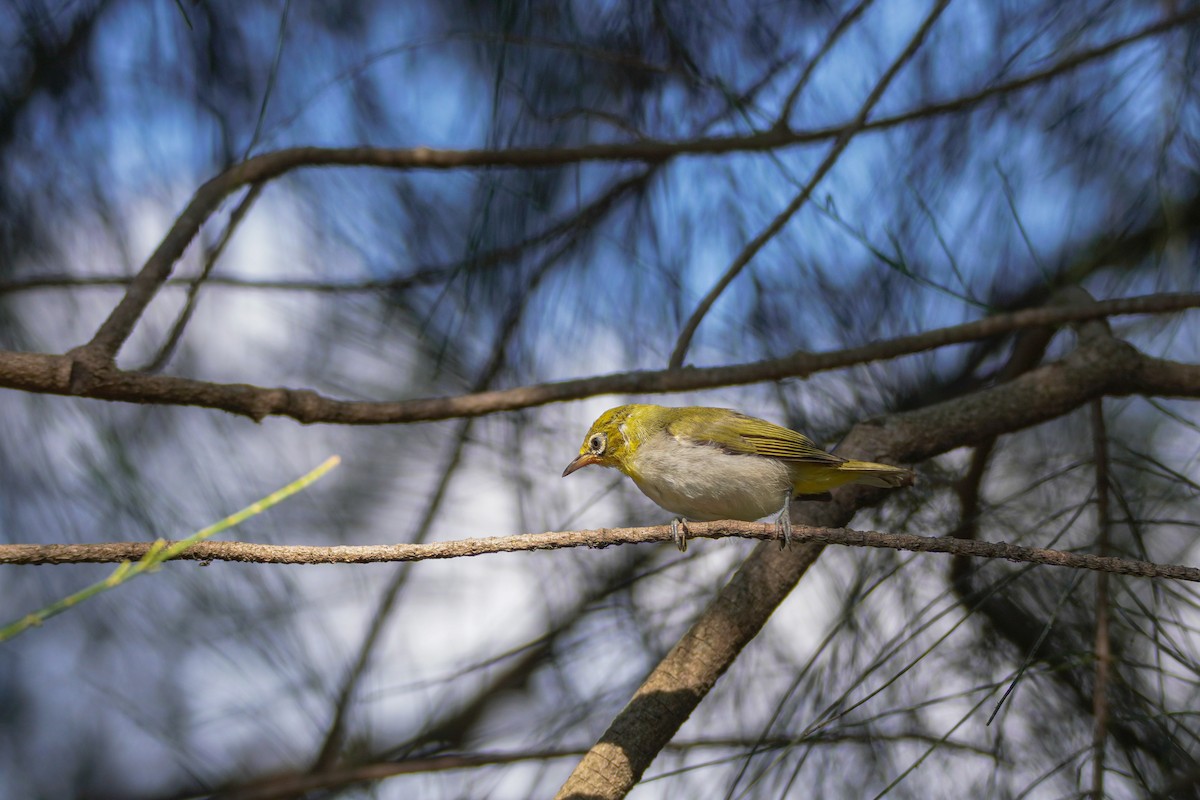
[0,455,341,643]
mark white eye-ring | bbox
[589,433,606,454]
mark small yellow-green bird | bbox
[562,404,913,550]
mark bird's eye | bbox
[589,434,606,453]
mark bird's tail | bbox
[838,460,914,489]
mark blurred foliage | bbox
[0,0,1199,798]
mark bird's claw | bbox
[776,490,794,550]
[671,518,689,552]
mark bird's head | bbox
[562,404,663,477]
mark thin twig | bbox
[0,457,340,641]
[140,183,264,373]
[310,419,469,772]
[243,0,291,160]
[776,0,876,127]
[3,522,1198,583]
[155,731,988,800]
[1091,399,1112,799]
[0,170,654,299]
[13,168,1192,301]
[668,0,953,369]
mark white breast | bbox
[627,432,792,522]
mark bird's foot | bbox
[670,517,690,553]
[775,511,794,550]
[776,490,794,550]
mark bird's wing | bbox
[670,412,845,465]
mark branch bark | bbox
[1,293,1194,423]
[4,521,1197,580]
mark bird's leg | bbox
[775,489,794,550]
[670,517,690,552]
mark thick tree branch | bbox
[1,293,1195,423]
[555,327,1200,799]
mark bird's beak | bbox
[562,453,600,477]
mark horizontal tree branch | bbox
[4,522,1198,583]
[3,292,1197,423]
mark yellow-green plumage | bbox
[562,404,912,546]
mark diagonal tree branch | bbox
[138,183,264,373]
[775,0,877,129]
